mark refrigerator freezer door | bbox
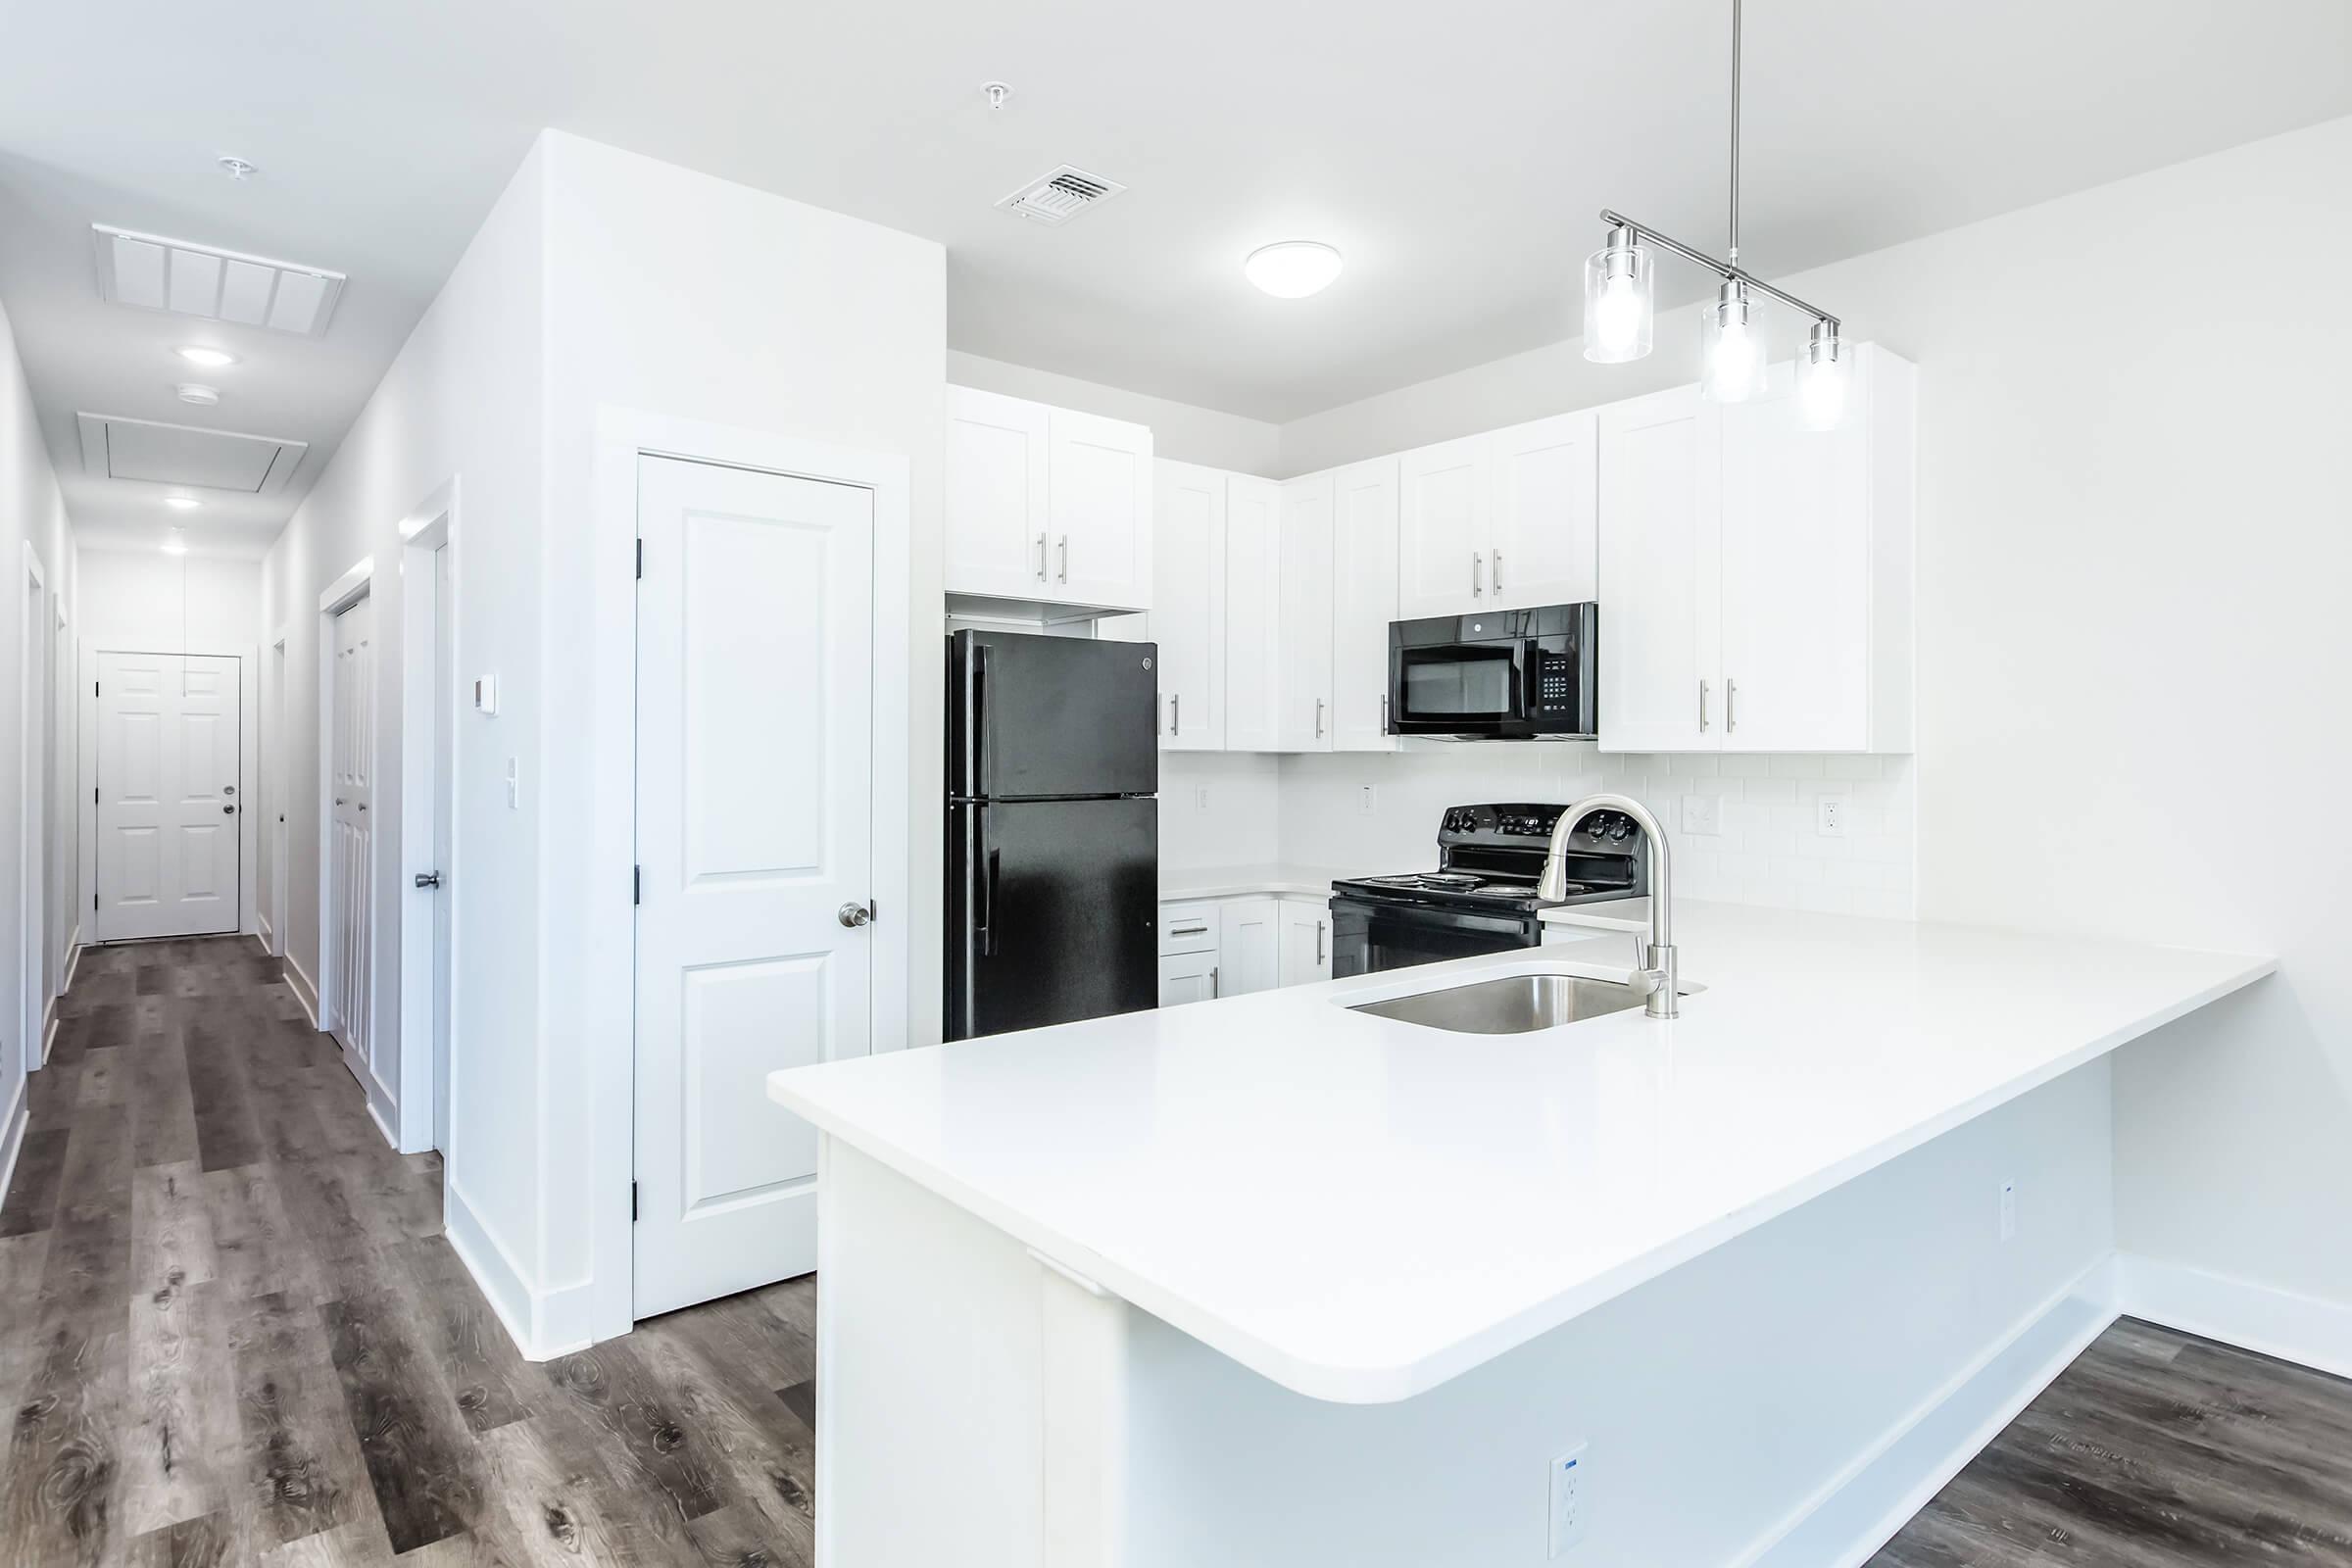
[949,630,1159,800]
[947,797,1157,1041]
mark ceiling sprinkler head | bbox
[218,155,257,181]
[981,81,1013,111]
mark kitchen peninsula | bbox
[769,903,2271,1566]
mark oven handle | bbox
[1335,897,1537,941]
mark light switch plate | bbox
[1680,795,1722,836]
[473,674,498,715]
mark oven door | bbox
[1389,640,1529,736]
[1330,897,1540,978]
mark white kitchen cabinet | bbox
[1217,898,1282,996]
[1048,408,1153,611]
[1488,410,1598,610]
[1224,475,1282,751]
[1396,434,1488,618]
[1157,950,1220,1006]
[1329,458,1399,752]
[1277,898,1333,986]
[1276,475,1336,752]
[945,386,1052,601]
[1597,345,1915,755]
[1152,461,1226,750]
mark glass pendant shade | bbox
[1700,280,1769,403]
[1796,325,1850,430]
[1582,235,1655,364]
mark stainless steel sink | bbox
[1348,971,1693,1034]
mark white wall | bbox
[1158,753,1283,872]
[0,290,76,1195]
[949,350,1280,475]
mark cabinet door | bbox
[1396,435,1489,618]
[1153,462,1226,750]
[1217,898,1281,996]
[1276,475,1336,753]
[1597,385,1722,753]
[1047,410,1152,610]
[1158,950,1219,1006]
[1223,475,1283,751]
[1719,363,1873,752]
[1488,410,1598,610]
[1277,900,1332,987]
[945,386,1051,599]
[1330,458,1399,752]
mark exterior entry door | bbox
[633,455,876,1318]
[95,651,241,941]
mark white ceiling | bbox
[5,0,2350,556]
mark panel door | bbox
[1489,410,1599,610]
[1718,362,1874,752]
[1597,385,1723,753]
[1396,435,1490,619]
[634,455,875,1317]
[1152,461,1226,751]
[1157,950,1218,1006]
[1277,899,1332,987]
[1276,474,1336,753]
[329,604,373,1066]
[96,651,243,942]
[1048,409,1153,611]
[946,385,1052,599]
[1223,474,1283,752]
[1330,458,1399,753]
[1216,897,1280,996]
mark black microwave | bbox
[1387,603,1598,740]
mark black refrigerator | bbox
[945,630,1159,1042]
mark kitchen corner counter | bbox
[1157,862,1365,901]
[769,901,2274,1405]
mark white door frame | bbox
[19,542,46,1071]
[315,557,383,1135]
[587,406,914,1344]
[50,596,74,1004]
[397,481,457,1157]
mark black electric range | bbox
[1328,803,1647,978]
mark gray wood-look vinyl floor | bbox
[0,936,816,1567]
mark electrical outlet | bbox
[1816,794,1847,837]
[1680,794,1722,836]
[1999,1180,2017,1242]
[1547,1443,1588,1556]
[1194,786,1209,810]
[1358,784,1377,815]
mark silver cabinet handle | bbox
[1314,697,1325,738]
[1315,920,1325,965]
[1380,693,1390,732]
[1493,549,1504,593]
[1169,924,1208,937]
[1035,533,1048,580]
[1725,678,1739,734]
[1698,679,1710,732]
[1057,534,1069,583]
[1471,552,1484,597]
[1209,965,1219,999]
[837,901,874,928]
[1171,693,1180,735]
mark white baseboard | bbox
[283,953,319,1028]
[2116,1252,2352,1382]
[446,1177,595,1363]
[40,1008,59,1068]
[0,1082,26,1217]
[254,915,273,955]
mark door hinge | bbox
[94,680,100,698]
[635,538,643,579]
[94,892,100,910]
[94,787,99,805]
[632,865,641,905]
[631,1181,639,1221]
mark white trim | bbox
[0,1079,25,1222]
[445,1176,594,1362]
[395,482,458,1158]
[314,559,382,1118]
[588,405,917,1344]
[282,950,320,1029]
[256,913,273,952]
[270,627,289,958]
[2116,1252,2352,1383]
[58,934,81,997]
[20,542,48,1097]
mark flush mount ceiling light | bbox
[1583,0,1850,426]
[164,495,202,510]
[162,528,189,555]
[1244,240,1344,299]
[175,345,237,368]
[176,383,220,406]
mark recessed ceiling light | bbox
[1244,241,1344,299]
[175,345,236,368]
[164,496,202,511]
[162,529,189,555]
[176,383,220,406]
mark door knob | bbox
[221,804,235,814]
[837,902,873,928]
[415,871,442,889]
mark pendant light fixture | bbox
[1582,0,1850,426]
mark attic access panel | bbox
[76,412,308,494]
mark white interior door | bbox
[634,455,875,1317]
[95,651,241,941]
[329,601,374,1063]
[430,545,455,1152]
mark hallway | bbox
[0,938,817,1566]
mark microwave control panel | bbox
[1532,648,1579,714]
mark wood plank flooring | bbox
[0,937,816,1567]
[10,938,2352,1566]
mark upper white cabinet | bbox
[1276,475,1337,752]
[945,387,1152,612]
[1224,475,1283,752]
[1599,344,1915,755]
[1153,461,1226,750]
[1329,458,1399,752]
[1396,413,1599,619]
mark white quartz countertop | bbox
[1542,895,1651,932]
[1158,863,1363,901]
[768,902,2273,1405]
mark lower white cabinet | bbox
[1157,891,1337,1004]
[1277,898,1332,986]
[1157,950,1220,1006]
[1217,897,1282,996]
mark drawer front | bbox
[1159,901,1219,955]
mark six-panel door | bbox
[95,650,243,941]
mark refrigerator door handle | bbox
[974,804,997,957]
[970,643,991,798]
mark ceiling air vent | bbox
[92,223,346,336]
[996,166,1127,226]
[77,412,309,494]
